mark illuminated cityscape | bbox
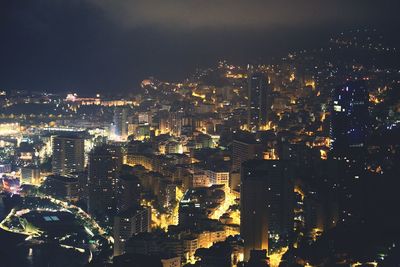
[1,1,400,267]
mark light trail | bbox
[210,188,237,220]
[0,195,109,243]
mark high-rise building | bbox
[70,171,88,200]
[52,135,85,175]
[88,145,122,217]
[240,160,294,260]
[169,110,184,137]
[113,206,151,256]
[41,174,79,201]
[330,80,369,158]
[247,72,271,131]
[125,232,184,262]
[247,250,269,267]
[118,174,141,212]
[232,139,263,172]
[205,169,230,188]
[20,166,41,185]
[113,107,128,140]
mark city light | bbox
[0,7,398,266]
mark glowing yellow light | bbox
[305,80,316,90]
[268,247,288,267]
[263,149,279,160]
[294,186,305,201]
[320,149,328,160]
[192,92,206,99]
[260,121,273,131]
[369,93,382,104]
[324,138,331,148]
[225,73,246,79]
[320,112,327,122]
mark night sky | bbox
[1,0,399,93]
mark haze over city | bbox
[0,1,399,267]
[1,0,400,92]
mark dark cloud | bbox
[91,0,397,30]
[0,0,399,93]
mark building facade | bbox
[240,160,294,260]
